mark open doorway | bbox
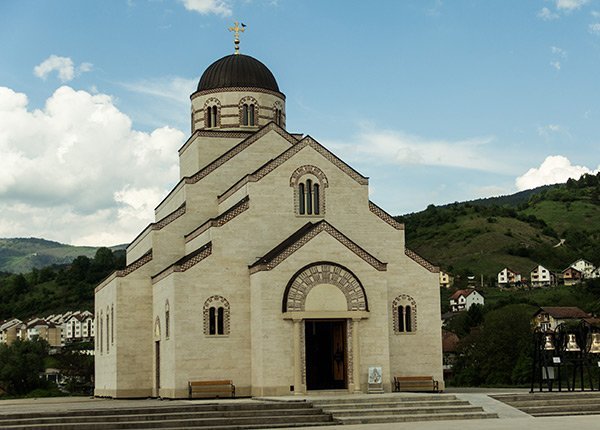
[305,320,347,390]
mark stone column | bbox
[352,318,361,393]
[293,318,305,394]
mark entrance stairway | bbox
[492,391,600,417]
[0,401,334,429]
[309,393,498,424]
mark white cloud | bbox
[515,155,599,191]
[537,124,565,137]
[589,22,600,34]
[326,128,504,173]
[180,0,232,17]
[33,55,93,82]
[538,7,559,20]
[592,10,600,17]
[0,86,185,246]
[120,77,196,103]
[550,61,561,70]
[556,0,589,11]
[551,46,567,57]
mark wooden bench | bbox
[188,380,235,399]
[394,376,439,392]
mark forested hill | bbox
[0,238,126,273]
[396,173,600,285]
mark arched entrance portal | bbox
[283,262,369,393]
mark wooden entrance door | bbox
[305,320,347,389]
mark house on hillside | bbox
[562,266,583,286]
[570,259,597,279]
[0,318,22,345]
[449,289,484,312]
[16,318,62,347]
[533,306,598,332]
[497,267,522,288]
[439,271,454,289]
[530,265,556,288]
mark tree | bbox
[0,339,49,395]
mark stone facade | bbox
[94,52,443,398]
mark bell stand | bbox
[530,329,562,392]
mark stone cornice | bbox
[179,130,253,155]
[405,248,439,273]
[249,220,387,274]
[191,86,286,100]
[152,242,213,284]
[95,250,153,293]
[369,201,405,230]
[128,203,186,251]
[218,136,369,204]
[185,196,250,243]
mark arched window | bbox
[273,103,284,126]
[204,98,220,129]
[106,307,110,353]
[165,301,170,339]
[240,97,258,127]
[392,295,417,334]
[291,166,328,216]
[203,296,230,336]
[100,312,103,354]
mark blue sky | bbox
[1,0,599,245]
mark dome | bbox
[197,54,280,93]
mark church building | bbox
[95,34,443,398]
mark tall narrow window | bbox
[111,305,114,344]
[71,320,76,338]
[248,104,255,126]
[398,306,405,332]
[242,104,249,126]
[405,306,412,332]
[88,320,92,339]
[298,183,306,214]
[106,308,110,353]
[204,296,231,336]
[217,307,224,335]
[209,307,216,335]
[165,301,170,339]
[206,109,212,128]
[306,179,313,215]
[313,184,320,215]
[211,106,217,127]
[100,314,103,354]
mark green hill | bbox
[0,238,126,274]
[397,173,600,285]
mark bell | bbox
[565,333,580,352]
[589,333,600,354]
[543,334,555,351]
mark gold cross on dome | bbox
[229,21,246,55]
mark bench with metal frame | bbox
[393,375,439,392]
[188,380,236,399]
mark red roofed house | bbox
[449,289,484,312]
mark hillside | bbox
[397,173,600,285]
[0,238,126,273]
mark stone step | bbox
[504,398,600,407]
[518,403,600,415]
[0,413,335,430]
[492,392,600,403]
[530,410,600,417]
[321,405,485,417]
[334,411,498,425]
[0,401,313,421]
[312,399,470,409]
[0,407,325,427]
[309,394,457,405]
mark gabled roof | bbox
[536,306,590,319]
[249,220,386,273]
[499,267,520,275]
[562,266,582,274]
[450,289,481,300]
[219,135,369,204]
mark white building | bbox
[497,267,522,288]
[570,259,597,278]
[530,265,555,288]
[449,289,484,312]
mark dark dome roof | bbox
[197,54,280,92]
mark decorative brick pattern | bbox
[152,243,212,284]
[347,321,354,386]
[254,222,386,273]
[187,123,296,187]
[290,165,328,216]
[369,201,404,230]
[219,136,369,204]
[191,86,286,99]
[405,248,439,273]
[185,196,249,243]
[154,203,186,230]
[116,251,153,277]
[392,294,417,334]
[284,263,368,312]
[203,295,231,336]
